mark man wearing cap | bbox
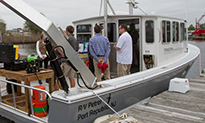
[89,25,111,82]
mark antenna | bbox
[126,0,147,15]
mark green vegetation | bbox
[0,18,6,35]
[188,24,195,31]
[200,23,205,29]
[24,21,41,34]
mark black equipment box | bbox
[4,60,27,71]
[0,43,15,63]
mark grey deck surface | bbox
[102,76,205,123]
[126,76,205,123]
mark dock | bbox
[100,76,205,123]
[120,76,205,123]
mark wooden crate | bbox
[2,93,27,112]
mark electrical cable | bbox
[76,73,83,88]
[34,72,42,85]
[77,72,98,90]
[50,45,98,90]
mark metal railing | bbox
[0,78,52,120]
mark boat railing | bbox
[0,78,52,121]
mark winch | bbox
[26,54,41,73]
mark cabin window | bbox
[77,34,92,42]
[77,25,91,33]
[145,20,154,43]
[172,21,179,42]
[162,21,171,43]
[100,23,117,42]
[76,24,92,42]
[180,23,186,41]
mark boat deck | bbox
[101,75,205,123]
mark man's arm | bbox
[114,41,120,50]
[36,41,43,58]
[103,39,111,62]
[89,40,100,62]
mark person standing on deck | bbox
[36,34,49,69]
[129,23,139,68]
[60,25,78,88]
[89,25,111,82]
[114,24,133,77]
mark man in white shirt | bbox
[114,24,133,77]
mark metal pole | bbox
[29,88,34,115]
[129,3,133,15]
[99,0,103,16]
[107,0,116,15]
[128,0,134,15]
[134,4,147,15]
[104,0,108,37]
[11,84,16,109]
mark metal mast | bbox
[104,0,108,37]
[126,0,147,15]
[99,0,116,37]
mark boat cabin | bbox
[73,15,187,77]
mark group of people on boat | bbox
[36,24,138,89]
[88,23,139,81]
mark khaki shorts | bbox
[61,62,75,78]
[117,63,131,77]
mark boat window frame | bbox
[162,20,171,44]
[180,22,186,42]
[76,24,92,42]
[145,20,155,43]
[172,21,179,43]
[99,22,117,43]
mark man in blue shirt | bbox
[89,25,111,82]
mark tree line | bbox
[0,17,204,34]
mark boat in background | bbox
[0,0,200,123]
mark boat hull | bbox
[48,59,195,123]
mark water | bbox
[18,43,36,56]
[186,41,205,79]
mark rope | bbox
[91,90,121,118]
[42,108,48,116]
[90,90,138,123]
[109,114,138,123]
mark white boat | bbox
[0,0,200,123]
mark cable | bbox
[50,45,68,59]
[78,72,98,90]
[34,72,42,85]
[45,43,98,90]
[51,45,98,90]
[90,90,121,118]
[77,73,83,88]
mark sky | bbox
[0,0,205,30]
